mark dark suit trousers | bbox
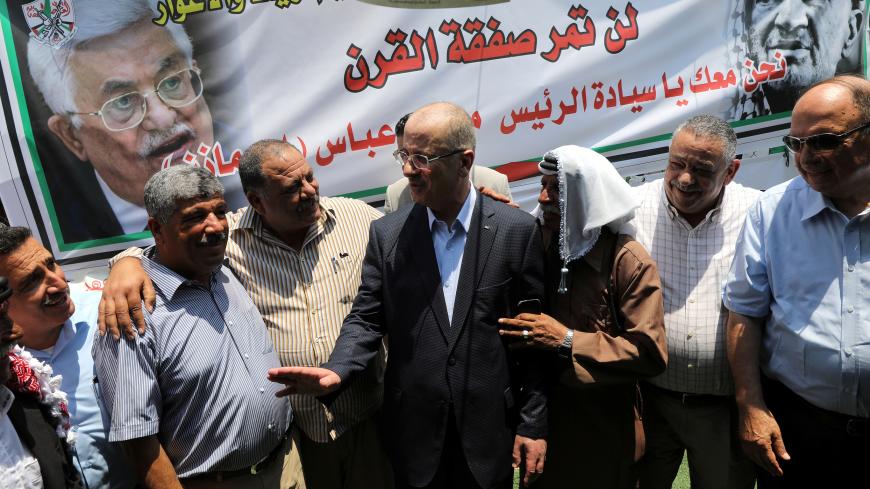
[396,411,507,489]
[757,376,870,489]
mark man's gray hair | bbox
[144,166,224,224]
[673,114,737,164]
[27,0,193,125]
[238,139,301,194]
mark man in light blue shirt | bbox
[0,225,135,488]
[429,188,475,324]
[724,75,870,488]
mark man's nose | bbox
[402,161,419,178]
[203,212,226,233]
[140,94,178,131]
[300,178,317,198]
[677,170,695,187]
[45,268,67,293]
[538,188,550,206]
[772,0,810,31]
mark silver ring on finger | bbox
[522,330,529,339]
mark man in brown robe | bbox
[499,145,668,488]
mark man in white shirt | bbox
[634,115,758,489]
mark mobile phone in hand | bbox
[516,298,541,315]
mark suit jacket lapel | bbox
[448,193,498,347]
[405,204,450,341]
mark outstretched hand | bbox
[267,366,342,397]
[499,313,569,350]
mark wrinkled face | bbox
[664,130,737,219]
[401,119,470,211]
[747,0,854,91]
[0,238,74,335]
[537,174,561,232]
[150,194,228,282]
[790,84,869,200]
[64,19,213,206]
[249,148,322,235]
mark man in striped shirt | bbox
[101,140,392,488]
[92,165,294,488]
[634,115,758,489]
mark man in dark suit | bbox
[269,102,547,489]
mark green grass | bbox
[673,455,691,489]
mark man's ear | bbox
[47,114,88,161]
[723,159,741,185]
[843,9,863,53]
[460,149,474,173]
[147,217,163,245]
[246,190,265,216]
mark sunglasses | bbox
[782,121,870,154]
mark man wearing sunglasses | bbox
[724,74,870,488]
[27,0,242,242]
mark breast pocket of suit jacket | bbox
[474,275,513,320]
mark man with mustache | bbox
[725,75,870,487]
[92,165,296,488]
[631,115,758,489]
[100,140,392,489]
[498,146,667,489]
[0,275,84,489]
[0,225,136,488]
[27,0,243,242]
[739,0,865,117]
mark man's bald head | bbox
[405,102,476,151]
[789,75,870,213]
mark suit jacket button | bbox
[448,356,456,366]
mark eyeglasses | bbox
[782,121,870,154]
[68,68,204,132]
[393,148,465,170]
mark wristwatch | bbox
[557,329,574,359]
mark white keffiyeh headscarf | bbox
[537,145,639,292]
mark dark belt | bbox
[763,375,870,438]
[183,433,287,483]
[642,382,731,405]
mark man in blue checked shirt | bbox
[92,165,297,489]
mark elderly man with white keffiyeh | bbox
[499,145,668,489]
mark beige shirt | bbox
[226,197,385,442]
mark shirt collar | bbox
[28,320,76,362]
[660,181,725,226]
[800,187,831,222]
[236,200,337,246]
[427,187,477,232]
[141,246,221,300]
[0,385,13,417]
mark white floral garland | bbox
[11,345,75,445]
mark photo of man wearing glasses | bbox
[25,0,243,241]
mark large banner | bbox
[0,0,866,266]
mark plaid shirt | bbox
[633,180,760,395]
